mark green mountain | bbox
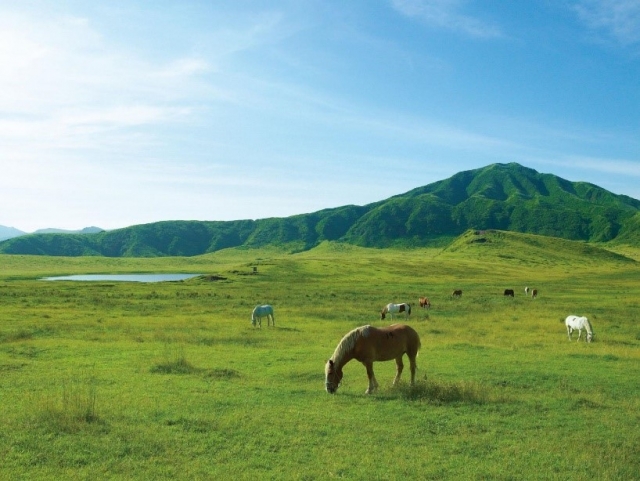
[2,163,640,257]
[343,162,640,246]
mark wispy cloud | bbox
[0,7,281,172]
[0,13,204,132]
[390,0,502,38]
[574,0,640,46]
[553,156,640,178]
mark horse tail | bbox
[407,303,412,316]
[412,327,421,356]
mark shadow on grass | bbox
[380,376,499,405]
[195,336,264,347]
[1,326,56,343]
[151,345,200,375]
[150,347,241,380]
[205,368,241,380]
[151,356,200,375]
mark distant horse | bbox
[565,315,594,343]
[504,289,514,297]
[531,289,538,299]
[419,297,431,309]
[251,304,275,327]
[525,286,530,295]
[380,302,411,320]
[451,289,462,298]
[325,324,421,394]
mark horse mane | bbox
[582,317,593,333]
[331,325,370,365]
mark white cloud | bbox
[390,0,502,38]
[0,10,213,170]
[574,0,640,46]
[156,58,212,77]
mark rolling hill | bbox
[2,162,640,257]
[440,228,636,267]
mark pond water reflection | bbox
[41,274,201,283]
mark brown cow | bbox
[504,289,514,297]
[419,296,431,309]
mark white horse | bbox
[380,302,411,320]
[565,315,594,342]
[251,305,275,327]
[525,286,530,295]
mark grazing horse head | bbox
[324,359,344,394]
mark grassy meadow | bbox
[1,232,639,480]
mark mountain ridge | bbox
[2,163,640,257]
[0,226,26,242]
[0,225,104,241]
[32,226,104,235]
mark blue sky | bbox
[1,0,639,232]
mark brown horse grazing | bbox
[419,296,431,309]
[325,324,421,395]
[531,289,538,298]
[504,289,514,297]
[451,289,462,298]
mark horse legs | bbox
[409,355,417,385]
[364,362,378,394]
[567,327,572,341]
[393,357,404,386]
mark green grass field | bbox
[1,233,639,479]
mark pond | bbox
[41,274,202,283]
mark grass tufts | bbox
[205,368,241,379]
[395,377,493,404]
[164,416,218,433]
[3,329,33,342]
[151,346,200,374]
[33,375,101,433]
